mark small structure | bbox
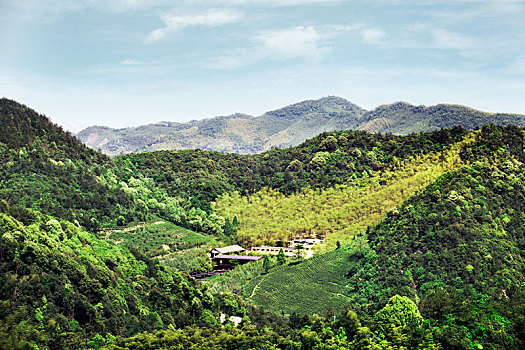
[220,313,243,327]
[209,245,245,258]
[212,254,262,268]
[288,239,324,259]
[250,246,295,257]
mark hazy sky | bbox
[1,0,524,132]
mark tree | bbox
[286,159,304,173]
[294,244,306,260]
[263,255,271,273]
[277,248,286,265]
[320,136,338,151]
[339,310,361,342]
[117,215,126,226]
[374,295,423,345]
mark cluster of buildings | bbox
[208,239,323,269]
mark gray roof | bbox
[213,255,262,261]
[212,245,245,254]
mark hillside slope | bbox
[0,98,231,237]
[0,207,216,349]
[77,97,366,155]
[77,97,525,156]
[0,98,137,230]
[358,102,525,134]
[232,125,525,349]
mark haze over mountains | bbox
[77,96,525,156]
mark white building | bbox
[250,246,295,257]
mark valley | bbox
[1,98,525,349]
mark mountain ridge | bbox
[77,96,525,156]
[77,96,365,155]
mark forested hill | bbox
[357,102,525,135]
[0,98,132,231]
[0,207,219,349]
[0,99,229,236]
[78,96,365,156]
[3,97,525,349]
[116,127,467,207]
[77,96,525,156]
[0,98,106,164]
[344,126,525,348]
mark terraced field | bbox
[101,218,219,272]
[242,248,354,315]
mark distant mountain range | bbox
[77,96,525,155]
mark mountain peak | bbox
[75,97,525,156]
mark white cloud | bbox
[186,0,346,6]
[431,29,475,50]
[255,26,327,59]
[204,24,356,69]
[147,8,243,42]
[120,58,143,65]
[360,28,387,44]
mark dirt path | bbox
[249,273,269,299]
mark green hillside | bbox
[243,248,352,315]
[214,133,470,247]
[228,125,525,349]
[117,127,466,207]
[101,219,218,273]
[4,98,525,349]
[0,98,231,237]
[0,206,217,349]
[0,98,136,231]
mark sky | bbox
[1,0,524,132]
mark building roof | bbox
[252,246,294,251]
[211,245,245,254]
[213,255,263,261]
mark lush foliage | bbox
[101,219,218,274]
[214,134,470,247]
[0,99,231,237]
[345,160,525,348]
[103,296,441,350]
[0,206,218,349]
[0,99,138,231]
[118,127,466,209]
[242,247,354,315]
[211,126,525,349]
[4,97,525,350]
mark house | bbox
[208,245,245,258]
[212,254,262,268]
[250,246,295,257]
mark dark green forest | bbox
[2,98,525,349]
[117,126,466,207]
